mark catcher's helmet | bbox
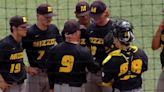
[113,20,135,45]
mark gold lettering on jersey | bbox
[10,52,23,60]
[80,38,86,45]
[161,34,164,41]
[33,38,57,47]
[91,7,97,13]
[89,37,104,44]
[80,6,87,12]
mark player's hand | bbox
[27,67,39,76]
[0,81,11,91]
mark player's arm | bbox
[55,27,63,43]
[138,49,148,72]
[101,55,117,87]
[152,19,164,50]
[0,74,11,91]
[0,45,11,90]
[47,47,56,90]
[85,48,100,73]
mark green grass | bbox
[0,0,163,91]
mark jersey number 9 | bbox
[59,55,74,73]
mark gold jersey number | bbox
[91,46,97,56]
[10,63,21,73]
[59,55,74,73]
[37,50,45,60]
[119,59,143,80]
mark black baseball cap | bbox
[9,15,28,27]
[36,4,57,17]
[63,19,80,35]
[90,0,107,18]
[75,1,90,16]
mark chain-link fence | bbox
[0,0,164,92]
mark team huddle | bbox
[1,0,164,92]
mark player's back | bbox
[102,46,148,90]
[48,41,93,85]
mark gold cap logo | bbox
[48,7,53,12]
[91,7,97,13]
[80,5,87,12]
[22,17,27,22]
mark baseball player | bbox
[23,4,63,92]
[74,1,91,46]
[102,20,148,92]
[74,1,97,92]
[86,1,116,92]
[0,15,28,92]
[152,19,164,92]
[47,19,99,92]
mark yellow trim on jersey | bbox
[130,45,138,53]
[101,82,113,88]
[102,49,121,65]
[102,45,138,65]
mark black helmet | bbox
[113,19,135,45]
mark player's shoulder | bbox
[26,24,38,37]
[48,24,59,32]
[106,18,116,29]
[130,45,144,54]
[131,45,147,57]
[28,24,36,32]
[102,49,122,65]
[50,42,64,51]
[0,36,11,49]
[77,45,90,53]
[49,24,58,29]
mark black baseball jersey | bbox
[102,46,148,91]
[23,24,63,69]
[79,25,89,47]
[47,42,99,89]
[0,35,26,84]
[160,30,164,67]
[86,20,116,65]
